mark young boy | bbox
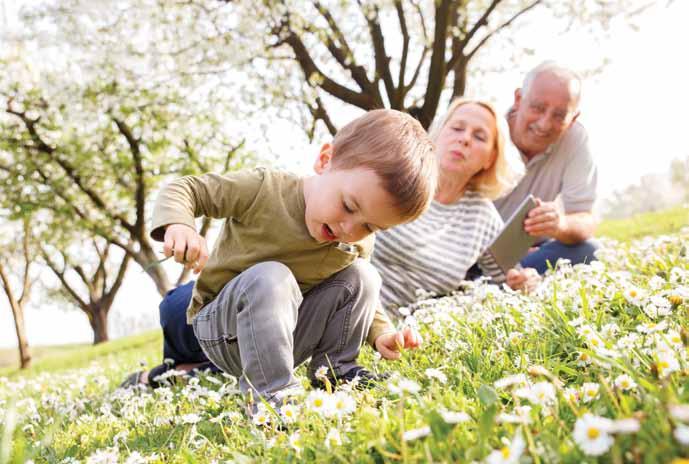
[123,109,437,407]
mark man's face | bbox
[304,146,405,244]
[511,72,579,157]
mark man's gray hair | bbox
[521,61,582,109]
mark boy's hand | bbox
[374,327,423,360]
[506,267,540,292]
[163,224,209,274]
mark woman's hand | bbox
[374,327,423,360]
[506,267,541,292]
[163,224,209,274]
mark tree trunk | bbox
[10,300,31,368]
[0,263,32,369]
[89,305,109,344]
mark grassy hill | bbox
[1,205,688,462]
[1,206,687,376]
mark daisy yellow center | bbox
[669,295,682,305]
[314,398,323,407]
[501,447,510,458]
[629,290,637,297]
[672,336,681,343]
[587,427,600,439]
[621,380,629,388]
[336,400,344,409]
[658,361,669,372]
[591,338,600,346]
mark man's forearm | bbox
[555,212,596,244]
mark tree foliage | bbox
[0,1,253,297]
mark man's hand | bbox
[524,199,563,239]
[374,327,423,360]
[163,224,209,274]
[506,267,541,292]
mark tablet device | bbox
[487,194,539,272]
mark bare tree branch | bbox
[359,2,394,108]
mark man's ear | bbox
[314,143,333,174]
[513,88,522,108]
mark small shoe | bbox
[119,370,145,389]
[118,363,175,389]
[311,366,389,390]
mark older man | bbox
[494,62,598,274]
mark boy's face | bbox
[303,144,405,244]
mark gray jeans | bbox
[192,259,381,402]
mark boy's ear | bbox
[314,143,333,174]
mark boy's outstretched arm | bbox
[374,327,423,360]
[163,224,209,274]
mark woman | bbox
[372,98,538,313]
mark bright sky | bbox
[1,1,688,348]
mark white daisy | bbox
[674,424,689,445]
[581,383,600,403]
[670,404,689,422]
[573,414,615,456]
[439,409,471,424]
[494,374,528,390]
[402,426,431,442]
[280,403,299,424]
[251,405,271,426]
[306,390,334,416]
[324,428,342,449]
[288,431,303,453]
[610,418,640,434]
[425,368,448,384]
[613,374,637,391]
[486,431,526,464]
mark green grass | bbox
[0,331,161,378]
[598,205,689,242]
[2,205,689,463]
[1,205,687,375]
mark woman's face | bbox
[435,103,497,178]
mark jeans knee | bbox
[342,259,382,302]
[242,261,300,300]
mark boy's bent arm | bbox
[151,171,264,241]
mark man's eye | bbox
[343,202,354,213]
[475,133,487,142]
[453,126,465,132]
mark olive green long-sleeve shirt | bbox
[151,168,395,346]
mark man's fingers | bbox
[525,211,556,227]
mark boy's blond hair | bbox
[330,109,437,222]
[430,98,514,200]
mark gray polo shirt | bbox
[494,120,597,220]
